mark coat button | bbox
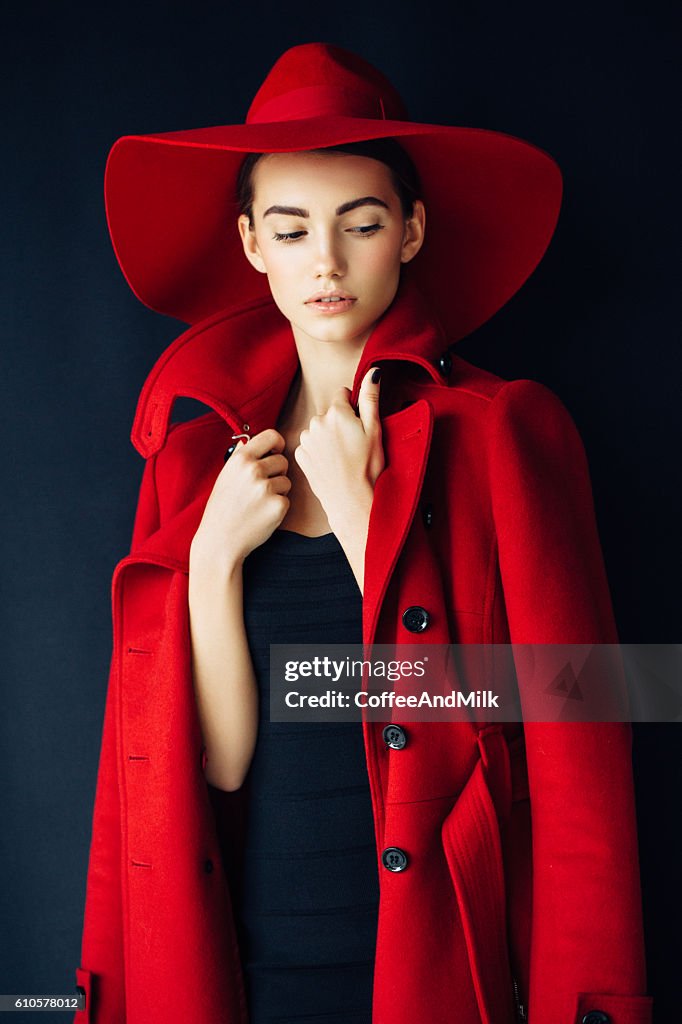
[382,724,408,749]
[204,858,214,873]
[381,846,409,872]
[581,1014,610,1024]
[437,350,452,377]
[402,606,430,633]
[224,444,237,461]
[422,502,434,529]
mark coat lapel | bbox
[125,397,434,618]
[363,397,434,647]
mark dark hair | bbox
[236,139,422,228]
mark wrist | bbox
[189,535,245,581]
[327,482,374,541]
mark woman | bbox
[188,142,423,1021]
[73,43,653,1024]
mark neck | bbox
[280,322,372,428]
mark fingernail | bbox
[371,367,382,384]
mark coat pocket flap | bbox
[73,967,91,1022]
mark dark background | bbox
[2,1,679,1018]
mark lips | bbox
[305,290,356,304]
[305,292,357,316]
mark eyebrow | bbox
[262,196,390,219]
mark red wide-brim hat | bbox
[104,42,563,342]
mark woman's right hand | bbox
[190,428,291,571]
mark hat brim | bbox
[104,115,562,340]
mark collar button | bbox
[437,350,452,377]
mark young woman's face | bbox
[238,152,425,349]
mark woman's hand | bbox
[294,366,385,592]
[190,428,291,572]
[295,365,384,530]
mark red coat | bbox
[73,278,653,1023]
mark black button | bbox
[381,846,409,872]
[204,858,214,873]
[581,1014,610,1024]
[383,724,408,749]
[422,502,434,528]
[402,606,430,633]
[224,444,237,461]
[437,350,452,377]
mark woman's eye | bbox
[272,231,306,243]
[350,224,383,236]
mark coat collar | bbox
[131,274,451,458]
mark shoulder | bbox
[412,353,577,430]
[407,356,589,482]
[482,375,586,459]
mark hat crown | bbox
[246,42,409,124]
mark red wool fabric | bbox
[73,276,652,1023]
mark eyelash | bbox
[272,224,384,244]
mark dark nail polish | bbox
[371,367,382,384]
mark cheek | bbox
[261,247,303,285]
[361,240,403,286]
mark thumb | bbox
[357,365,382,434]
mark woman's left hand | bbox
[294,365,385,541]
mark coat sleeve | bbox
[486,379,653,1023]
[73,453,160,1023]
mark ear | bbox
[400,199,426,265]
[237,214,267,274]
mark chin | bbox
[289,309,365,342]
[314,320,376,345]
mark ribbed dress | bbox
[234,528,380,1023]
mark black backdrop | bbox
[2,1,679,1018]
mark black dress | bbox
[235,528,380,1023]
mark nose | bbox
[311,228,347,279]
